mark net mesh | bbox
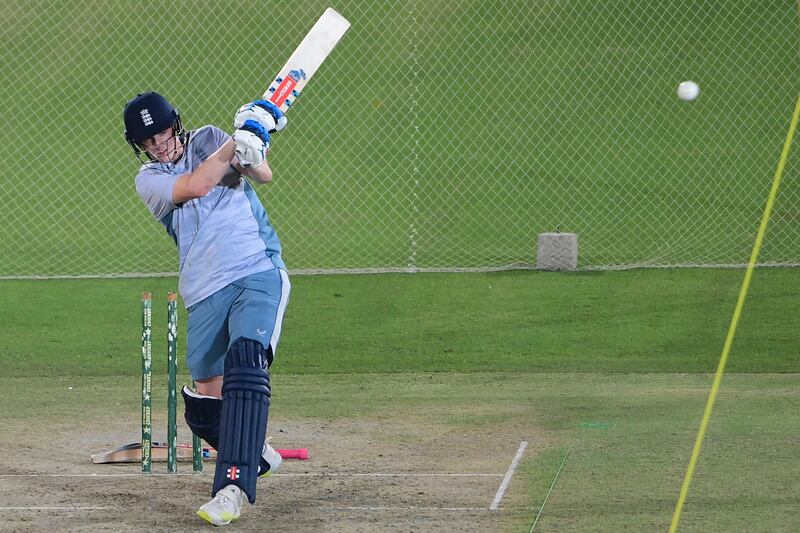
[1,0,798,278]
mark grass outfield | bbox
[1,269,798,530]
[1,2,798,276]
[1,268,798,377]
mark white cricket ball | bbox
[677,81,700,101]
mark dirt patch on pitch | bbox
[1,405,540,532]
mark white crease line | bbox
[0,507,110,511]
[0,473,198,478]
[0,505,514,513]
[0,472,503,478]
[337,506,494,512]
[490,441,528,510]
[280,473,503,477]
[338,506,541,512]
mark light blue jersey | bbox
[135,125,285,308]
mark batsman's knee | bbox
[223,338,272,400]
[182,386,222,449]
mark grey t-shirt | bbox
[135,125,285,307]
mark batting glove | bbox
[234,100,288,134]
[233,119,270,168]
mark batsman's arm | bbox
[232,156,273,184]
[171,140,238,203]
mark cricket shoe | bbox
[197,484,244,526]
[258,441,283,478]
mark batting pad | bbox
[212,339,271,503]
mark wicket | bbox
[141,292,203,473]
[141,293,152,472]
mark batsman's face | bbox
[141,127,183,163]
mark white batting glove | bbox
[233,122,269,168]
[234,100,287,133]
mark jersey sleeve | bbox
[191,124,230,153]
[135,166,181,221]
[208,124,231,147]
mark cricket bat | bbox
[91,442,214,464]
[263,7,351,112]
[91,442,309,463]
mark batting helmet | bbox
[123,92,184,160]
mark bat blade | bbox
[91,442,216,464]
[91,442,309,463]
[264,7,351,111]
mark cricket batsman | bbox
[123,91,290,525]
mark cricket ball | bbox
[677,81,700,101]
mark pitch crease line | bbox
[0,506,110,511]
[490,440,527,510]
[0,472,502,478]
[282,472,503,477]
[337,506,494,512]
[0,473,199,478]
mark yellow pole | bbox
[669,94,800,532]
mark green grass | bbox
[2,268,798,377]
[512,373,799,531]
[2,371,797,531]
[1,0,799,527]
[1,269,798,530]
[1,1,799,276]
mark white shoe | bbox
[259,441,283,478]
[197,484,244,526]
